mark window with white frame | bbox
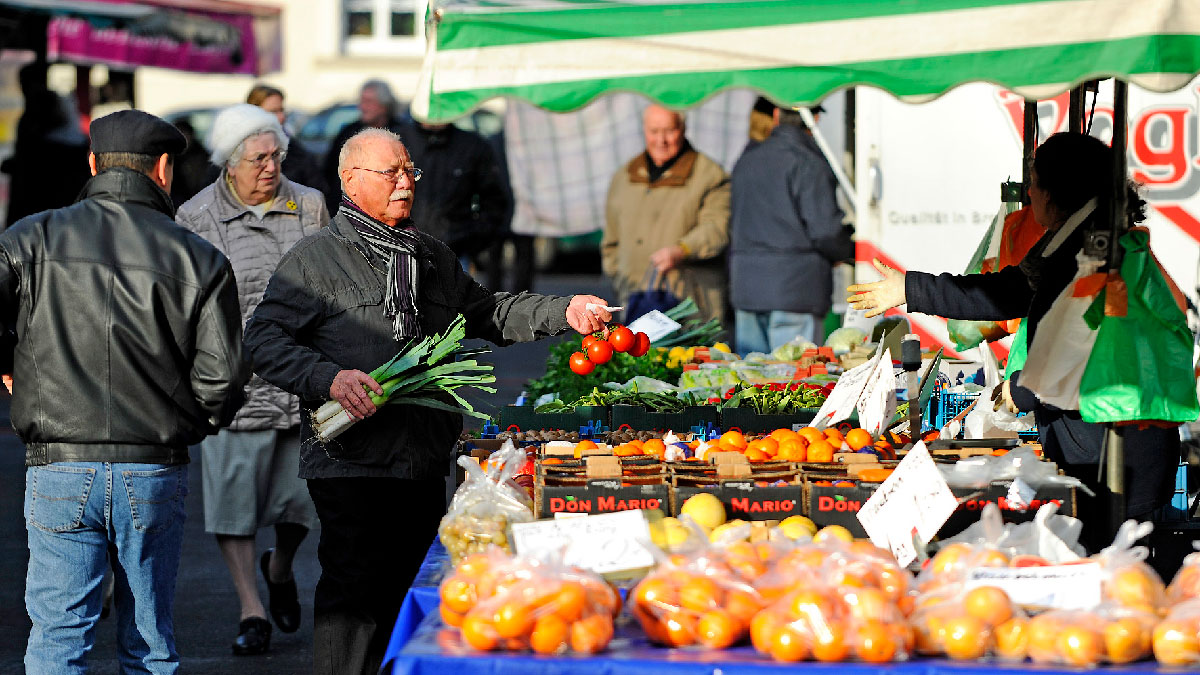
[343,0,426,56]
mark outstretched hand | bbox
[846,259,907,318]
[566,295,612,334]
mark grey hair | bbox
[361,79,397,114]
[337,127,405,191]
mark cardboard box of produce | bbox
[535,456,669,518]
[670,455,804,521]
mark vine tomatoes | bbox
[569,351,595,375]
[582,334,601,351]
[608,325,635,352]
[628,331,651,357]
[587,340,614,365]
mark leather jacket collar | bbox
[83,167,177,218]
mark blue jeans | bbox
[24,462,188,675]
[735,310,820,356]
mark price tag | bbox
[856,441,958,567]
[626,310,682,343]
[856,347,896,436]
[510,510,655,574]
[964,563,1103,610]
[811,343,883,429]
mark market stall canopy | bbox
[0,0,281,75]
[413,0,1200,123]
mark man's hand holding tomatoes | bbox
[566,294,612,334]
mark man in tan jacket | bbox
[603,104,730,324]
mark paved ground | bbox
[0,272,608,674]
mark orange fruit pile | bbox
[911,585,1024,660]
[438,551,620,654]
[697,426,889,465]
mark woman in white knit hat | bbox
[176,103,328,656]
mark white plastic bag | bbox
[1019,252,1106,409]
[963,347,1034,438]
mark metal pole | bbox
[1105,80,1130,534]
[1021,99,1036,202]
[1069,86,1084,133]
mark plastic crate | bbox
[929,392,981,438]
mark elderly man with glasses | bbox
[244,127,613,675]
[176,103,328,656]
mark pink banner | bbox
[46,8,267,76]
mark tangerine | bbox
[855,619,898,663]
[807,440,835,463]
[963,586,1013,626]
[643,438,667,458]
[1056,625,1103,666]
[529,614,569,654]
[844,588,891,622]
[633,577,677,612]
[994,616,1029,660]
[549,581,588,622]
[770,428,801,443]
[1027,613,1063,663]
[942,615,990,660]
[719,430,748,450]
[1108,566,1163,609]
[845,428,873,451]
[440,604,464,628]
[810,619,850,662]
[1104,616,1150,664]
[768,623,810,662]
[1167,564,1200,604]
[725,588,764,625]
[777,438,807,462]
[679,576,723,613]
[573,439,598,458]
[787,590,830,622]
[569,613,613,654]
[461,613,499,651]
[744,447,769,462]
[756,437,780,457]
[798,427,825,443]
[750,609,782,653]
[663,609,698,647]
[492,600,533,638]
[1151,619,1200,666]
[440,576,476,614]
[456,554,491,580]
[696,608,741,649]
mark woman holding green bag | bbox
[848,132,1185,553]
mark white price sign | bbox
[856,347,896,436]
[510,510,655,574]
[965,563,1103,611]
[811,343,884,429]
[856,441,958,567]
[626,310,682,343]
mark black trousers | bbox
[307,476,445,675]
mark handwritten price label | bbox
[510,510,655,574]
[626,310,682,343]
[965,563,1102,610]
[857,441,958,567]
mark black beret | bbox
[90,109,186,156]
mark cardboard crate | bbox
[535,455,669,518]
[498,405,609,432]
[669,454,804,521]
[610,405,720,433]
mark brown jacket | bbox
[602,147,730,323]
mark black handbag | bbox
[624,269,679,323]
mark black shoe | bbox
[260,549,301,633]
[232,617,271,656]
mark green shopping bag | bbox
[1078,230,1199,424]
[1004,319,1029,378]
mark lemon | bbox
[709,519,750,544]
[668,346,687,361]
[684,346,696,362]
[661,517,691,549]
[778,515,819,540]
[680,493,726,531]
[648,520,668,549]
[813,524,855,544]
[712,342,732,353]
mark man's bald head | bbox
[642,104,686,166]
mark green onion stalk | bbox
[311,314,496,442]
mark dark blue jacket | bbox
[729,124,852,315]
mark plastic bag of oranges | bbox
[910,584,1028,660]
[629,534,777,649]
[1092,520,1167,615]
[1154,598,1200,666]
[438,440,534,565]
[1166,543,1200,606]
[747,537,915,662]
[440,549,621,654]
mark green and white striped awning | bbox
[413,0,1200,122]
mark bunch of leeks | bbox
[311,315,496,442]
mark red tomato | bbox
[607,325,635,353]
[582,334,600,351]
[628,332,651,357]
[569,351,595,375]
[587,340,614,364]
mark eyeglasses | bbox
[241,150,286,169]
[353,165,423,183]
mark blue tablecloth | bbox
[382,541,1178,675]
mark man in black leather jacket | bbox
[246,127,611,675]
[0,109,247,674]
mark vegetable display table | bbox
[381,540,1179,675]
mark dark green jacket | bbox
[244,212,572,479]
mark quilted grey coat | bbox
[177,173,328,430]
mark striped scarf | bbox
[339,198,423,341]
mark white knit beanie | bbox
[208,103,289,167]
